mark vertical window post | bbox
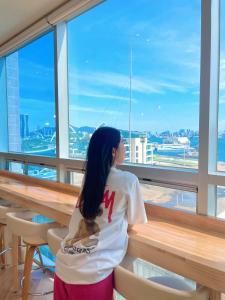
[55,22,69,182]
[0,57,8,169]
[198,0,220,216]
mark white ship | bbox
[157,137,190,152]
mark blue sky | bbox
[10,0,225,132]
[68,0,201,132]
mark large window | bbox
[68,0,200,169]
[1,0,224,219]
[5,32,56,157]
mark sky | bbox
[6,0,225,133]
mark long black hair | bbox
[79,127,121,220]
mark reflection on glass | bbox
[7,161,24,174]
[28,165,56,181]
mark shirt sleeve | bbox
[127,177,147,225]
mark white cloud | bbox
[70,70,187,95]
[69,104,122,116]
[70,71,162,94]
[69,87,137,103]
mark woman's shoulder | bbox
[111,167,138,185]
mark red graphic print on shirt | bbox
[75,187,116,223]
[102,188,115,223]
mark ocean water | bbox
[151,136,225,162]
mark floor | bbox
[0,265,54,300]
[1,264,225,300]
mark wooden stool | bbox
[6,211,59,300]
[0,203,26,268]
[114,266,209,300]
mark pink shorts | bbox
[54,272,114,300]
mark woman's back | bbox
[56,166,146,284]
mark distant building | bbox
[40,126,55,137]
[6,52,21,152]
[20,114,29,138]
[124,136,154,164]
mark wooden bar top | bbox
[0,170,78,226]
[129,221,225,293]
[0,170,225,294]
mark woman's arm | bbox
[128,224,134,232]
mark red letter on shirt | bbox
[103,190,115,223]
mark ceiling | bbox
[0,0,69,46]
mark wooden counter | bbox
[0,170,224,299]
[0,170,78,226]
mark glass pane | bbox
[7,161,24,174]
[217,186,225,219]
[68,0,200,169]
[218,0,225,171]
[6,32,56,157]
[27,165,57,181]
[142,184,196,213]
[68,171,84,187]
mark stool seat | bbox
[47,227,68,256]
[0,204,26,225]
[115,266,209,300]
[6,211,59,245]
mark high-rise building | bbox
[20,114,29,138]
[6,52,21,152]
[25,114,29,137]
[124,136,154,164]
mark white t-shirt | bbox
[56,167,147,284]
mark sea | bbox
[150,136,225,162]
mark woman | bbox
[54,126,147,300]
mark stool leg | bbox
[209,290,221,300]
[22,245,36,300]
[18,236,24,264]
[0,225,4,268]
[36,247,46,273]
[1,225,6,267]
[12,234,19,292]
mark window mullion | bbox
[55,22,69,182]
[198,0,220,216]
